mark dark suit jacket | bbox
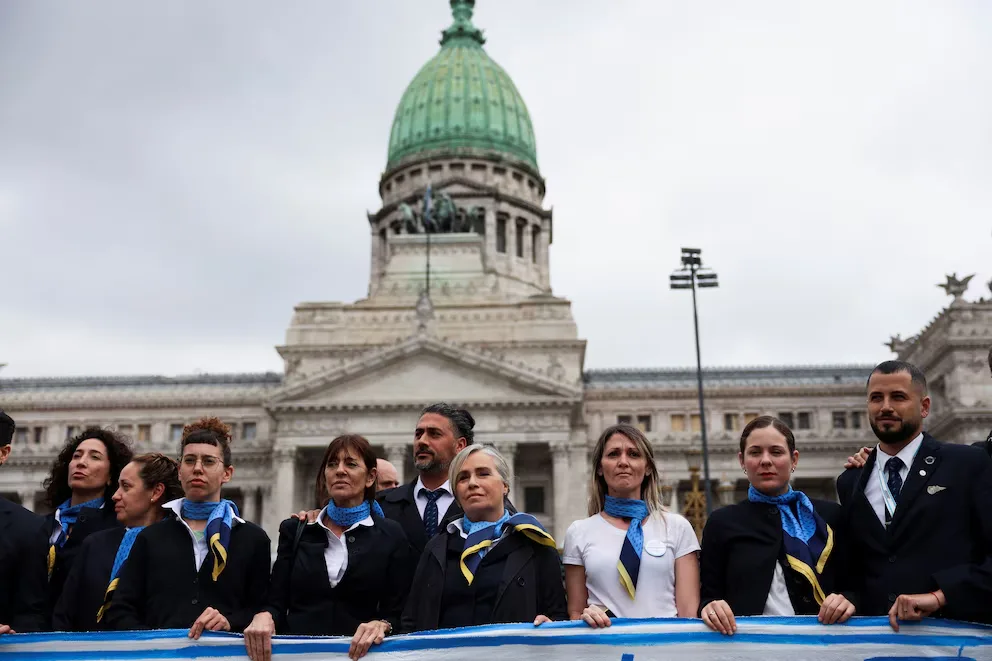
[377,480,517,556]
[972,431,991,457]
[700,498,857,616]
[0,498,49,632]
[400,528,566,632]
[103,517,271,632]
[45,505,121,613]
[52,527,125,631]
[265,514,415,635]
[837,433,992,622]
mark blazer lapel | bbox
[851,450,889,549]
[889,435,942,535]
[395,483,428,550]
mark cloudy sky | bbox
[2,1,989,378]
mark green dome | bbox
[386,1,538,172]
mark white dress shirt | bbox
[164,498,245,572]
[762,562,797,616]
[864,432,924,526]
[414,476,454,529]
[314,506,374,588]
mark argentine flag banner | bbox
[2,618,991,661]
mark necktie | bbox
[420,488,444,539]
[885,457,904,524]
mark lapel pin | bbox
[919,470,926,477]
[927,485,946,495]
[924,456,935,465]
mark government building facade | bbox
[2,1,990,546]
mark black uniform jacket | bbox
[103,516,271,632]
[264,514,415,635]
[52,527,125,631]
[837,434,992,623]
[700,498,858,616]
[45,505,121,613]
[400,526,566,632]
[0,497,49,632]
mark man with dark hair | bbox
[377,403,485,555]
[838,361,992,629]
[0,410,50,633]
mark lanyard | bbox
[877,461,899,519]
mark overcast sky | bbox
[2,1,989,378]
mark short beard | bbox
[869,417,919,446]
[414,456,450,474]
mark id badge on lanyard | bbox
[877,465,898,521]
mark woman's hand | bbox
[188,606,231,639]
[580,604,612,628]
[818,593,856,625]
[701,600,737,636]
[349,620,391,660]
[243,611,276,661]
[290,509,320,523]
[533,615,553,626]
[844,447,871,469]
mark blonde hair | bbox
[448,445,512,507]
[588,424,665,518]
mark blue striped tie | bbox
[421,488,444,539]
[885,457,904,524]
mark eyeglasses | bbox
[181,454,221,469]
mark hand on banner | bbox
[888,591,944,631]
[701,600,737,635]
[844,447,871,469]
[580,604,612,628]
[188,607,231,640]
[244,611,276,661]
[0,624,15,635]
[533,615,552,626]
[290,509,320,524]
[818,593,856,624]
[349,620,391,659]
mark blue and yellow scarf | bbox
[182,499,239,581]
[748,485,833,605]
[604,496,649,599]
[459,512,555,585]
[324,499,385,527]
[48,496,104,578]
[95,526,145,622]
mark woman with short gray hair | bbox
[398,444,566,633]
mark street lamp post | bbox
[670,247,718,515]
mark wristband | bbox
[929,591,942,608]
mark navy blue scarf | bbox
[181,499,239,581]
[604,496,650,599]
[748,485,833,605]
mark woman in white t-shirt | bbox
[562,424,700,626]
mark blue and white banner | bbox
[3,618,991,661]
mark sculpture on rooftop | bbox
[937,273,974,300]
[392,186,485,235]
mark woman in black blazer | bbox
[399,445,566,635]
[43,428,133,614]
[104,419,271,636]
[52,453,183,631]
[243,434,415,661]
[700,416,857,634]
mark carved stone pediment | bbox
[267,334,582,412]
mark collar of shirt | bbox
[313,505,374,533]
[874,432,924,474]
[446,518,467,539]
[415,476,451,500]
[163,498,246,525]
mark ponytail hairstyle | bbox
[131,452,184,503]
[181,417,233,467]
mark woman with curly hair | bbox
[105,418,270,638]
[52,453,183,631]
[43,427,134,615]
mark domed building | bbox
[2,1,989,545]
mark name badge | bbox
[644,540,667,557]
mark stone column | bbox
[386,444,407,486]
[567,444,589,526]
[551,442,570,544]
[717,480,736,508]
[494,442,520,508]
[662,480,679,514]
[18,488,35,512]
[265,447,296,541]
[241,486,259,523]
